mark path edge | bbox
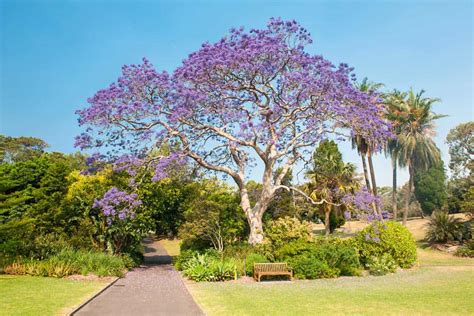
[69,276,121,315]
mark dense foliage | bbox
[354,221,417,269]
[260,217,312,259]
[413,162,447,215]
[179,180,247,252]
[276,238,361,279]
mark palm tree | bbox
[384,90,407,220]
[387,89,445,225]
[354,78,384,213]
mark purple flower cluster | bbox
[343,187,384,222]
[93,187,142,224]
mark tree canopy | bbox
[75,18,391,243]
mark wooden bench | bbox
[253,263,292,282]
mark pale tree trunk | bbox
[392,158,398,221]
[361,154,372,192]
[240,184,271,245]
[403,164,413,226]
[367,150,380,214]
[324,205,331,236]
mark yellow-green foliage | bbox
[355,221,417,269]
[261,217,312,258]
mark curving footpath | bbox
[73,238,203,316]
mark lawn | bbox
[187,265,474,315]
[167,217,474,315]
[0,275,109,315]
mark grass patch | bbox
[188,266,474,315]
[0,275,108,315]
[159,238,181,257]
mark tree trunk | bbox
[403,165,413,226]
[392,158,398,221]
[361,154,372,192]
[239,186,268,245]
[324,206,331,236]
[248,212,264,244]
[367,150,380,214]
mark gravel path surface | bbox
[74,238,203,316]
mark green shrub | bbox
[275,238,361,279]
[4,249,129,277]
[175,249,197,270]
[425,212,466,243]
[182,253,238,282]
[355,221,417,269]
[455,240,474,258]
[287,253,338,279]
[320,212,346,233]
[261,217,312,260]
[366,254,397,276]
[244,252,269,277]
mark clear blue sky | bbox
[1,0,472,186]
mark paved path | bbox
[74,238,203,316]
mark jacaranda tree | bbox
[75,18,391,244]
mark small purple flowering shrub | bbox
[92,187,149,254]
[354,221,417,269]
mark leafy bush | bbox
[178,180,247,253]
[355,221,417,269]
[261,217,312,259]
[425,211,466,243]
[174,249,198,271]
[455,240,474,258]
[320,212,346,233]
[366,254,397,276]
[275,238,361,279]
[182,252,238,282]
[244,252,269,277]
[4,249,130,277]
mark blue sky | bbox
[1,0,472,186]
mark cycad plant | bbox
[425,211,464,243]
[305,140,359,235]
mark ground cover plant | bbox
[4,249,132,277]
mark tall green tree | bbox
[305,140,359,235]
[386,89,445,225]
[354,78,384,213]
[446,121,474,179]
[0,135,48,164]
[413,161,447,215]
[446,122,473,215]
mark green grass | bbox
[187,265,474,315]
[0,275,108,315]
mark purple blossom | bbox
[343,188,384,222]
[93,187,142,224]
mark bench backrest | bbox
[254,263,288,273]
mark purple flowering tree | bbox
[76,18,391,244]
